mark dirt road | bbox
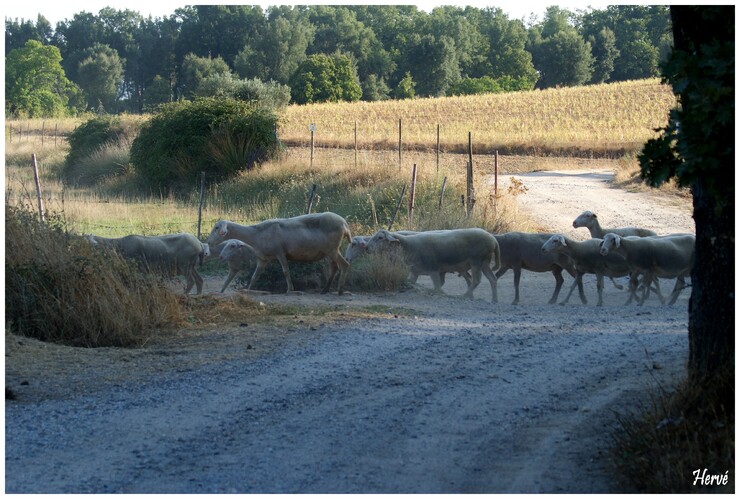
[5,168,695,493]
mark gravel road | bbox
[5,168,695,493]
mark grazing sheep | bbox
[493,232,582,305]
[599,233,695,305]
[206,212,352,295]
[208,239,259,293]
[572,210,658,238]
[366,228,500,303]
[346,231,472,286]
[541,234,639,306]
[87,233,207,294]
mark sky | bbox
[3,0,615,26]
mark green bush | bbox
[130,97,280,191]
[62,115,137,185]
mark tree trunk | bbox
[688,179,735,381]
[671,6,735,382]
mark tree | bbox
[5,15,54,53]
[143,75,173,110]
[5,40,84,117]
[75,43,125,112]
[403,34,460,97]
[639,6,734,382]
[531,30,593,88]
[178,53,231,99]
[290,53,361,104]
[588,27,619,84]
[394,72,415,99]
[361,74,390,101]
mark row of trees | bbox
[5,4,672,117]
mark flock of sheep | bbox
[85,209,694,307]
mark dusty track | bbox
[6,168,695,493]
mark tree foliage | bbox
[75,43,125,112]
[290,53,362,104]
[5,40,84,117]
[4,4,672,114]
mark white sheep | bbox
[599,233,695,305]
[365,228,500,303]
[208,239,259,293]
[87,233,207,294]
[541,234,639,306]
[572,210,658,238]
[346,231,472,287]
[206,212,352,295]
[493,232,582,305]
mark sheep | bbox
[572,210,658,238]
[599,233,695,305]
[365,228,500,303]
[541,234,639,306]
[207,239,260,293]
[345,231,472,286]
[493,232,583,305]
[206,212,352,295]
[87,233,207,294]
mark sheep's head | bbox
[573,210,596,229]
[207,221,230,245]
[600,233,620,255]
[542,234,566,253]
[345,237,368,262]
[220,239,253,262]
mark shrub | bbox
[195,74,292,109]
[62,115,137,186]
[5,205,182,347]
[129,97,280,191]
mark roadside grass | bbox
[613,366,734,493]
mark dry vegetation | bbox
[279,79,676,157]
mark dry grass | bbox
[279,79,676,157]
[613,366,734,493]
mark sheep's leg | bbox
[429,272,445,294]
[596,273,604,306]
[220,269,239,293]
[637,272,654,305]
[511,266,521,305]
[561,272,587,305]
[667,276,687,305]
[481,261,498,304]
[193,267,204,295]
[322,259,339,294]
[273,254,298,294]
[248,259,269,291]
[183,269,195,294]
[647,277,666,304]
[609,277,624,290]
[549,269,564,305]
[463,266,483,299]
[329,251,350,295]
[624,273,639,305]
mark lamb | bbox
[87,233,207,294]
[493,232,582,305]
[599,233,695,305]
[206,212,352,295]
[365,228,500,303]
[572,210,657,238]
[207,239,259,293]
[541,234,638,306]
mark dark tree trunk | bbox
[670,7,735,382]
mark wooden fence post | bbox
[398,118,402,169]
[54,123,58,147]
[466,131,474,215]
[197,171,206,239]
[438,176,447,210]
[494,150,499,198]
[309,123,316,168]
[408,164,417,224]
[436,124,440,173]
[306,184,317,214]
[41,121,45,146]
[354,120,358,169]
[31,154,45,222]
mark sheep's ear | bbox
[386,232,400,242]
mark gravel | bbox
[5,167,695,493]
